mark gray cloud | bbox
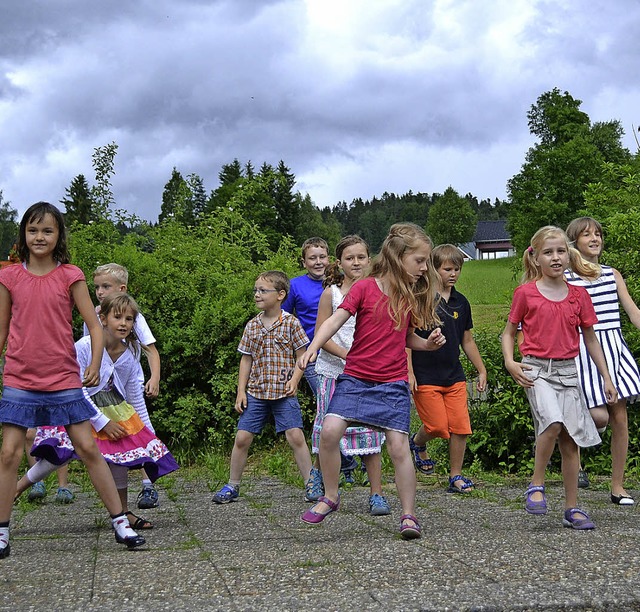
[1,0,639,220]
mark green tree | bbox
[159,168,188,223]
[61,174,95,225]
[427,186,477,246]
[507,89,630,252]
[0,191,18,258]
[91,141,118,217]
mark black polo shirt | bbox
[412,287,473,386]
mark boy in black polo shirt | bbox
[408,245,487,493]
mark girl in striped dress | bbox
[566,217,640,505]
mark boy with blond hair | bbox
[84,263,162,509]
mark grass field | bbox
[455,257,519,332]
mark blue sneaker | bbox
[369,493,391,516]
[137,485,160,509]
[27,481,46,501]
[305,468,324,502]
[212,484,239,504]
[55,487,74,504]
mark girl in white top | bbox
[311,236,389,516]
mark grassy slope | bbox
[455,257,519,332]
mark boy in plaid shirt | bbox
[213,271,314,503]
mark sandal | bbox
[524,484,547,515]
[563,507,595,530]
[125,511,154,530]
[301,495,340,524]
[399,514,422,540]
[447,475,474,494]
[409,433,436,475]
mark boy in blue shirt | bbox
[408,245,487,493]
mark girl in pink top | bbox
[501,226,616,530]
[298,223,445,539]
[0,202,145,560]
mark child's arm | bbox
[235,354,252,414]
[71,280,103,387]
[285,348,307,397]
[0,285,11,353]
[461,330,487,392]
[314,287,348,359]
[582,326,618,404]
[501,321,534,388]
[613,269,640,328]
[140,343,161,398]
[298,308,352,369]
[406,327,446,351]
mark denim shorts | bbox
[237,394,304,434]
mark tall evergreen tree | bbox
[61,174,95,225]
[159,168,188,223]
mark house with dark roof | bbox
[470,220,515,260]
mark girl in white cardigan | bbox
[16,293,178,529]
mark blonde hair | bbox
[369,223,441,330]
[521,226,600,284]
[94,263,128,286]
[99,292,140,356]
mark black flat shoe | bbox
[610,493,634,506]
[0,544,10,559]
[115,532,146,548]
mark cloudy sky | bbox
[1,0,638,222]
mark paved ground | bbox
[1,472,639,611]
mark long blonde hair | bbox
[369,223,440,330]
[521,226,600,284]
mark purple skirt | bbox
[0,387,95,428]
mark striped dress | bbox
[565,266,640,407]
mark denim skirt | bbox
[326,374,411,434]
[0,387,96,428]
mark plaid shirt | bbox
[238,311,309,400]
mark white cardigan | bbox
[75,336,150,432]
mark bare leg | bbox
[608,399,629,496]
[284,428,313,481]
[315,415,349,512]
[228,430,254,483]
[385,430,417,524]
[362,453,383,496]
[0,425,27,521]
[557,427,580,509]
[529,423,562,502]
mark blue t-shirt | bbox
[282,274,324,342]
[411,287,473,386]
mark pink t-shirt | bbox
[339,277,410,382]
[0,263,85,391]
[508,281,598,359]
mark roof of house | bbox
[473,220,511,243]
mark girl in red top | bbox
[298,223,445,539]
[501,226,616,530]
[0,202,145,559]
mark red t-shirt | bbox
[0,263,85,391]
[339,277,410,382]
[508,281,598,359]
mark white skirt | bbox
[523,356,601,448]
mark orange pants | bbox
[413,381,471,439]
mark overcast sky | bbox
[1,0,638,222]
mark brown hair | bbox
[323,235,370,288]
[99,292,140,356]
[301,237,329,260]
[431,244,464,270]
[257,270,289,298]
[18,202,69,264]
[369,223,440,330]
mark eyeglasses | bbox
[252,288,279,295]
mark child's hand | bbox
[408,371,418,391]
[604,379,618,405]
[82,367,100,388]
[145,378,160,399]
[297,349,317,370]
[476,372,487,392]
[425,327,446,351]
[102,420,126,440]
[235,392,247,414]
[505,361,534,388]
[284,380,298,396]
